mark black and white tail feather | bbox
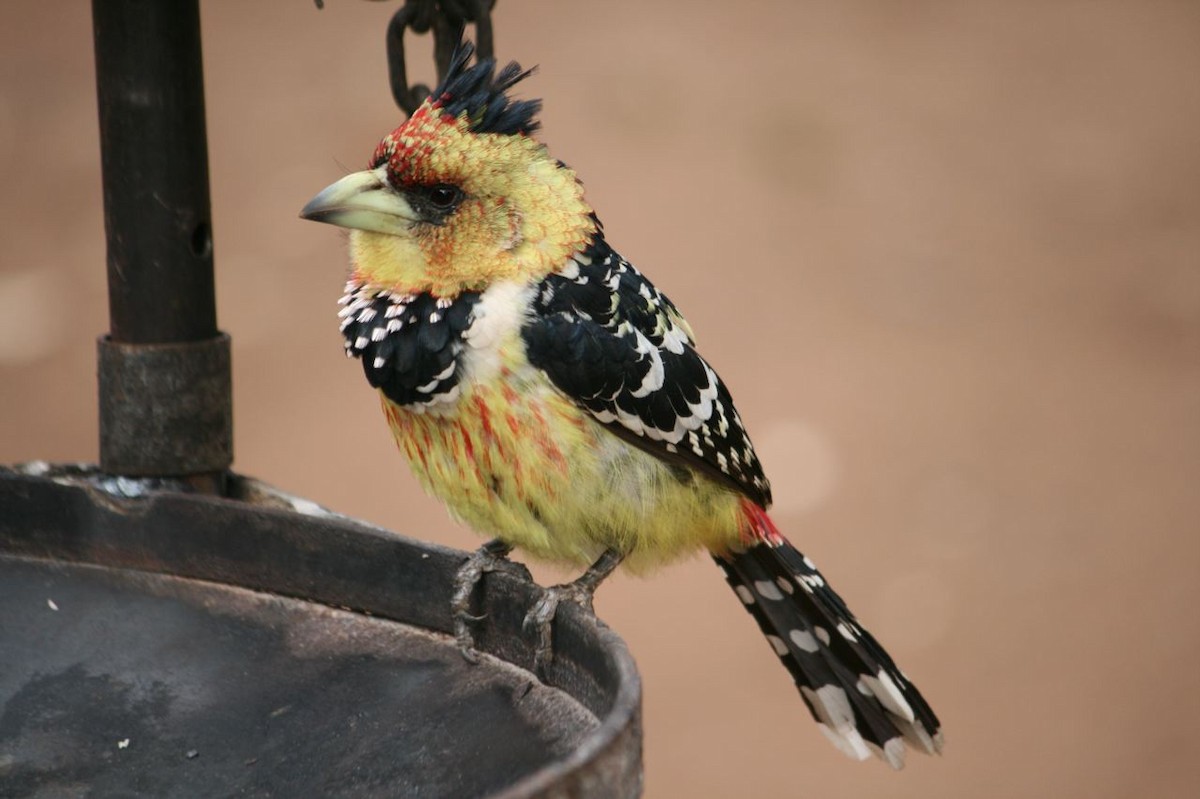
[716,520,943,768]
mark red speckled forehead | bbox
[371,102,470,188]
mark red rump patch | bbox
[740,498,785,547]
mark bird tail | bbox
[713,500,943,769]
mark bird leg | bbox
[452,538,528,662]
[524,549,624,677]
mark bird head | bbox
[301,45,596,297]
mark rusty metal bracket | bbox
[97,334,232,479]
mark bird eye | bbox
[426,184,462,211]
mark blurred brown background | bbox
[3,1,1199,797]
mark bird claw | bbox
[522,550,624,677]
[523,582,598,678]
[455,610,488,664]
[451,539,527,662]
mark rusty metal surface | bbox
[97,335,233,477]
[0,467,642,798]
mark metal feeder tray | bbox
[0,465,642,797]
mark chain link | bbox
[315,1,496,115]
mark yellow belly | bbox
[380,373,745,572]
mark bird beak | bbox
[300,166,417,235]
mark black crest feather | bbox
[434,42,541,136]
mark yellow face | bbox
[302,103,596,297]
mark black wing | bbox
[522,238,772,507]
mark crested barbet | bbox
[301,45,942,768]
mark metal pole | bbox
[92,0,232,485]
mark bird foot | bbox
[451,539,528,663]
[523,549,624,678]
[523,582,596,677]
